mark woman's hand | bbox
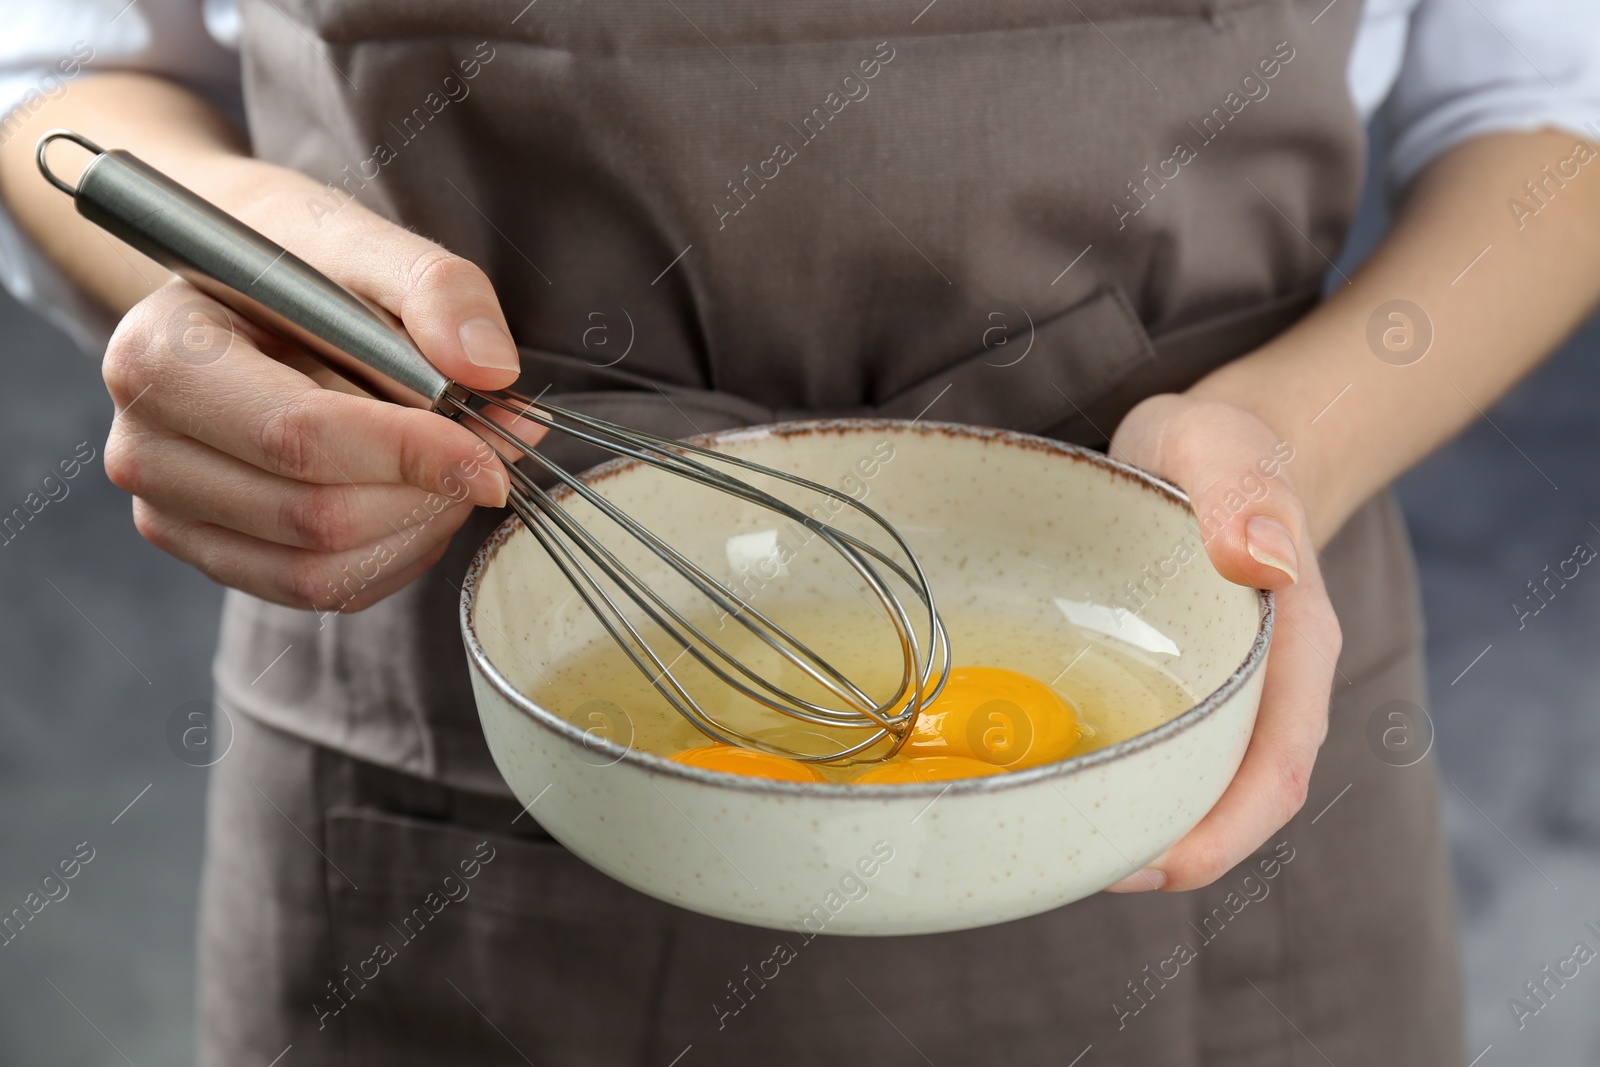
[1104,393,1342,892]
[98,156,527,613]
[1096,129,1600,891]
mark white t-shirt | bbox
[2,0,1598,351]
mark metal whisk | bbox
[38,130,950,762]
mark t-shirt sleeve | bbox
[1386,0,1600,189]
[0,0,242,353]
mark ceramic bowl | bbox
[461,420,1270,935]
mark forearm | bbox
[1190,130,1600,546]
[0,72,261,314]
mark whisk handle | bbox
[35,130,457,412]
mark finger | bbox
[306,213,522,390]
[104,286,510,504]
[1112,395,1304,591]
[109,425,473,551]
[1190,468,1305,593]
[131,495,471,612]
[1107,551,1342,892]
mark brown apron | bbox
[198,1,1463,1062]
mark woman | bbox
[2,0,1598,1062]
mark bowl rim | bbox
[460,417,1273,799]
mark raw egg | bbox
[853,755,1005,784]
[670,743,826,782]
[667,666,1080,783]
[904,666,1079,769]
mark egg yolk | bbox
[670,743,827,782]
[903,666,1079,769]
[853,755,1005,784]
[667,667,1078,783]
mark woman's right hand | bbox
[99,157,525,613]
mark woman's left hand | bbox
[1104,392,1342,892]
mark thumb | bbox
[1112,395,1305,592]
[1191,475,1304,592]
[314,220,523,392]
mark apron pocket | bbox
[873,284,1156,440]
[321,807,681,1066]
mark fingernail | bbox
[460,464,509,508]
[1245,515,1300,584]
[1106,867,1167,893]
[458,317,520,373]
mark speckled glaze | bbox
[460,420,1271,935]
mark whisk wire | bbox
[505,471,908,761]
[476,387,952,677]
[454,400,927,734]
[448,391,949,759]
[516,451,897,727]
[506,490,767,752]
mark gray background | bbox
[3,138,1600,1064]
